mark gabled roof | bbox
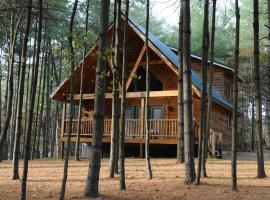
[169,46,244,82]
[129,18,234,111]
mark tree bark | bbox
[196,0,209,185]
[84,0,110,197]
[44,46,52,158]
[119,0,129,190]
[75,0,90,161]
[12,1,32,180]
[182,0,196,184]
[203,0,216,177]
[109,0,120,177]
[231,0,240,191]
[59,0,79,199]
[253,0,266,179]
[31,35,45,159]
[177,2,184,164]
[35,40,47,159]
[0,7,22,162]
[266,0,270,150]
[145,0,153,180]
[21,0,41,199]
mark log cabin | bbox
[51,15,241,158]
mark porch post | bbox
[211,131,216,156]
[140,98,145,158]
[60,102,66,159]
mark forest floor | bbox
[1,152,270,200]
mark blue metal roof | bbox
[129,17,233,110]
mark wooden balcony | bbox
[61,118,199,145]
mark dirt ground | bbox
[1,152,270,200]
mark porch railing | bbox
[63,118,199,140]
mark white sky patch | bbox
[151,0,233,26]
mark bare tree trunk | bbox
[266,0,270,149]
[0,57,2,150]
[182,0,196,184]
[35,41,47,159]
[145,0,153,180]
[253,0,266,179]
[44,47,52,158]
[31,35,45,159]
[177,3,184,164]
[109,0,120,177]
[21,1,41,199]
[59,0,78,199]
[119,0,129,190]
[203,0,216,177]
[10,48,22,160]
[84,0,110,197]
[12,1,32,180]
[196,0,209,185]
[0,8,22,162]
[231,0,240,191]
[75,0,90,161]
[251,94,255,151]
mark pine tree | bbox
[119,0,129,190]
[84,0,110,197]
[59,0,79,199]
[75,0,90,161]
[253,0,266,179]
[182,0,196,184]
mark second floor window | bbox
[224,81,232,101]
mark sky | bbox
[151,0,233,27]
[151,0,179,26]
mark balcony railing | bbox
[62,118,199,140]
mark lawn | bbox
[0,153,270,199]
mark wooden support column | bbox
[140,98,145,158]
[211,131,216,156]
[60,102,66,159]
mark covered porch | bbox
[60,90,200,145]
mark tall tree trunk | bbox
[109,0,120,177]
[31,36,45,159]
[44,47,52,158]
[119,0,129,190]
[145,0,153,180]
[253,0,266,179]
[12,1,32,180]
[10,48,22,160]
[0,57,2,150]
[231,0,240,191]
[35,41,47,159]
[21,0,41,199]
[203,0,216,177]
[0,8,22,161]
[75,0,90,161]
[266,0,270,149]
[84,0,110,197]
[182,0,196,184]
[59,0,78,199]
[251,94,255,151]
[196,0,209,185]
[177,2,184,164]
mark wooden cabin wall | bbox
[190,59,235,100]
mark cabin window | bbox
[227,115,232,129]
[150,106,163,119]
[224,81,232,101]
[126,106,141,119]
[128,67,163,92]
[125,105,163,119]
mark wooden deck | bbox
[61,118,199,145]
